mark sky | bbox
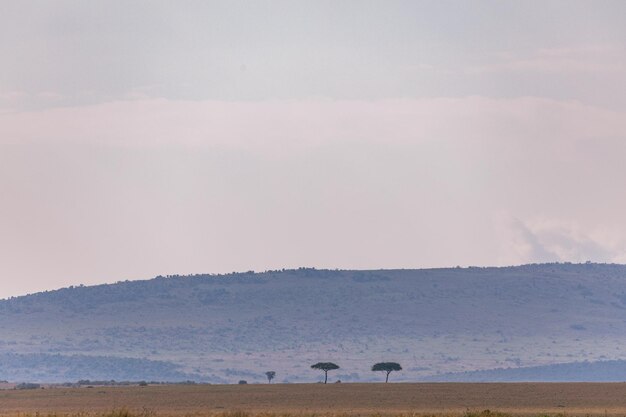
[1,1,626,298]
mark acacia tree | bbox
[311,362,340,384]
[265,371,276,383]
[372,362,402,383]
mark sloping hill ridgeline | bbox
[426,360,626,382]
[2,263,626,383]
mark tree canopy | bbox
[311,362,340,384]
[372,362,402,382]
[265,371,276,383]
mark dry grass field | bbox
[2,383,626,417]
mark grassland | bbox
[2,383,626,417]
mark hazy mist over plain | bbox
[2,1,626,298]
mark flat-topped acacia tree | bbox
[311,362,340,384]
[372,362,402,383]
[265,371,276,383]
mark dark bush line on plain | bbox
[12,361,401,387]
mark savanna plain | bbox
[2,383,626,417]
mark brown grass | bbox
[0,384,625,417]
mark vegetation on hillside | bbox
[1,263,626,382]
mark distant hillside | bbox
[0,353,204,383]
[425,360,626,382]
[2,263,626,382]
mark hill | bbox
[426,360,626,382]
[2,263,626,382]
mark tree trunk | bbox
[324,371,328,384]
[386,371,390,383]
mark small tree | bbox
[265,371,276,383]
[311,362,339,384]
[372,362,402,383]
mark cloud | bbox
[2,97,626,152]
[469,45,626,74]
[3,96,626,292]
[0,90,66,113]
[497,215,624,265]
[497,216,559,264]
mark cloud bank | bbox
[2,96,626,296]
[3,96,625,149]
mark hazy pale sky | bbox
[2,1,626,297]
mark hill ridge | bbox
[2,263,626,383]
